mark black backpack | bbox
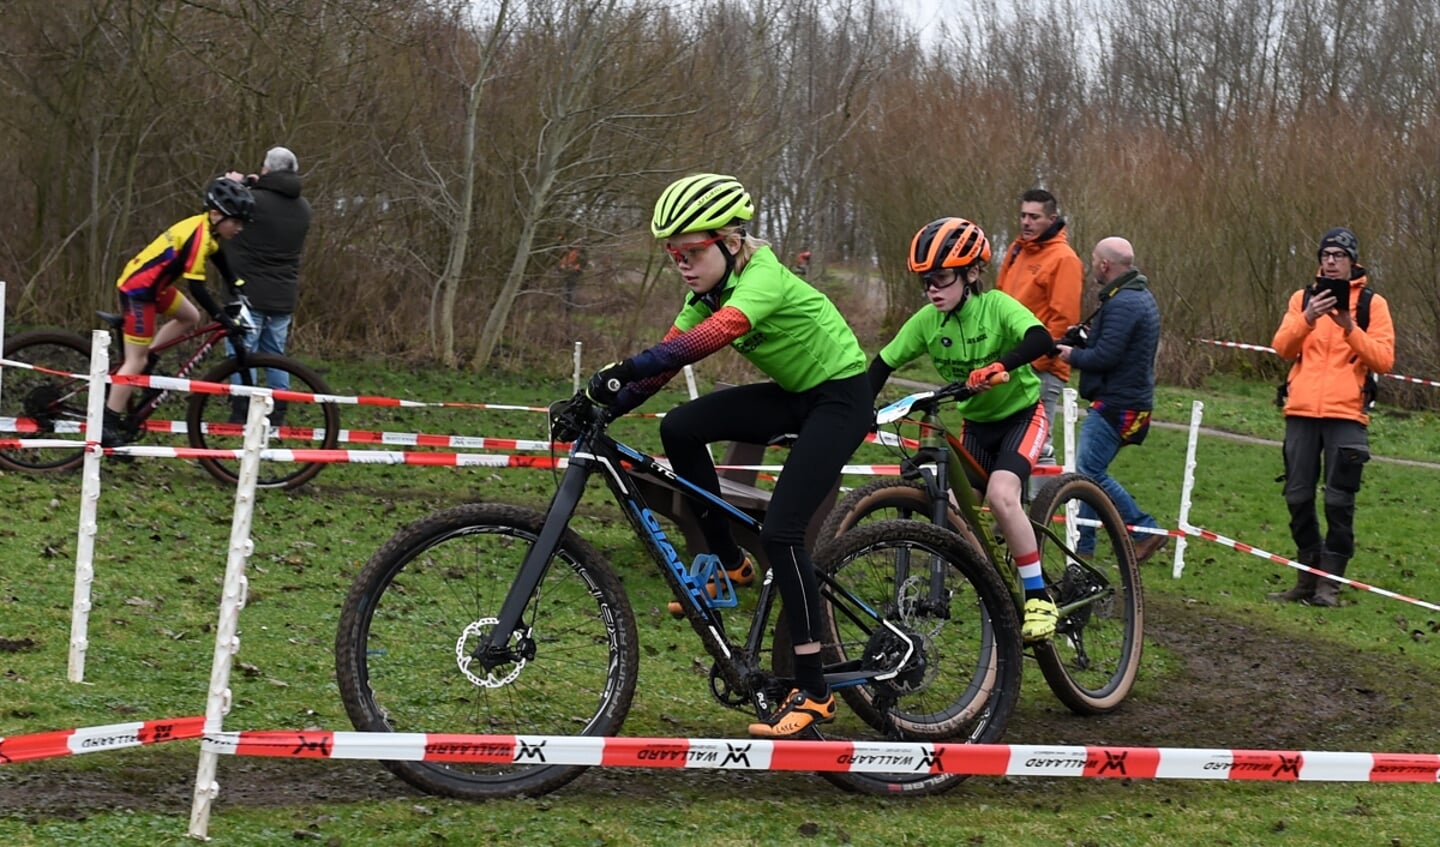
[1274,286,1377,410]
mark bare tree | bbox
[470,0,691,369]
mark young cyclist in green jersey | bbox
[585,173,873,738]
[103,176,253,447]
[865,217,1061,642]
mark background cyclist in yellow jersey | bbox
[102,177,253,447]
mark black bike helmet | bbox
[205,177,255,222]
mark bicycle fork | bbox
[892,444,957,619]
[472,456,593,673]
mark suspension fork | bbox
[895,413,959,615]
[473,455,594,668]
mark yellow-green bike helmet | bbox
[651,173,755,238]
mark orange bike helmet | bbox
[907,217,991,274]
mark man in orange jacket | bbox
[1269,227,1394,606]
[995,189,1082,461]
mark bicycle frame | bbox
[876,390,1098,625]
[476,400,905,712]
[113,316,246,428]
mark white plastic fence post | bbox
[573,342,582,394]
[683,364,700,400]
[67,330,109,683]
[1061,387,1080,550]
[0,280,7,412]
[1172,400,1204,578]
[189,392,270,840]
[1061,387,1078,473]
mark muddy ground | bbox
[2,591,1434,821]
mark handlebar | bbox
[874,371,1009,425]
[549,392,608,444]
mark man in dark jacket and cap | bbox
[222,146,312,423]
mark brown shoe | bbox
[1133,533,1169,564]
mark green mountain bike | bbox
[821,380,1143,715]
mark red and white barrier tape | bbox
[1195,339,1440,389]
[1183,523,1440,612]
[7,716,1436,782]
[2,359,929,443]
[200,728,1440,783]
[1197,338,1277,354]
[0,716,205,765]
[0,359,554,412]
[0,419,570,453]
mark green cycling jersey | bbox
[674,246,866,392]
[879,289,1043,421]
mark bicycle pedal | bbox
[688,554,739,609]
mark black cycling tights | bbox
[659,374,872,646]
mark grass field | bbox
[1,356,1437,846]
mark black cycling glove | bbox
[586,360,637,406]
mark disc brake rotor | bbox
[454,617,525,688]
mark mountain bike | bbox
[334,391,1023,800]
[0,306,339,489]
[819,381,1143,715]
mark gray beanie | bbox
[1317,227,1359,262]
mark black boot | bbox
[1307,553,1348,607]
[269,400,288,428]
[100,408,129,448]
[1266,549,1320,602]
[228,396,249,425]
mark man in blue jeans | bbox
[221,147,312,424]
[1054,236,1167,562]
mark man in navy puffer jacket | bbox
[1055,236,1167,563]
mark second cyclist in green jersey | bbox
[866,217,1060,643]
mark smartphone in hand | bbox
[1312,276,1350,310]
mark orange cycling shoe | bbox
[747,688,837,738]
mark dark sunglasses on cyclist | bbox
[920,270,961,291]
[664,234,726,266]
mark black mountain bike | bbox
[334,391,1023,799]
[1,308,338,489]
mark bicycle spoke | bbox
[188,353,339,489]
[335,503,637,800]
[1030,473,1144,715]
[0,331,93,472]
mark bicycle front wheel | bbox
[1029,472,1144,715]
[334,503,638,801]
[186,353,340,489]
[0,330,93,472]
[811,519,1022,796]
[819,476,982,550]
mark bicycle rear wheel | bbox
[186,353,340,489]
[1029,472,1144,715]
[809,519,1022,796]
[0,330,93,472]
[335,503,639,800]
